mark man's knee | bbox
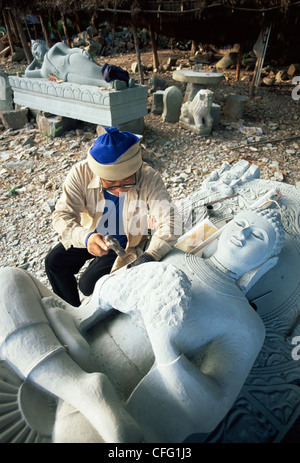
[78,274,94,297]
[45,244,67,272]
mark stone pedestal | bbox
[8,76,148,129]
[211,103,221,129]
[0,108,28,129]
[162,86,183,123]
[151,90,165,115]
[36,113,80,137]
[223,94,246,120]
[0,72,13,111]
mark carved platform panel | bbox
[8,76,148,126]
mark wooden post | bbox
[39,15,52,47]
[149,24,159,71]
[236,42,243,81]
[73,13,82,34]
[0,46,10,58]
[131,22,144,84]
[249,26,271,97]
[2,8,15,53]
[33,23,38,40]
[61,13,72,48]
[14,14,33,63]
[51,15,63,42]
[191,40,198,56]
[23,16,32,42]
[249,57,259,97]
[91,12,99,35]
[7,8,19,42]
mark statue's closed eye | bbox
[251,231,264,240]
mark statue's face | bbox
[216,211,277,270]
[32,41,48,62]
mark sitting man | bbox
[45,126,181,306]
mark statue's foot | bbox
[41,296,92,370]
[41,296,68,311]
[111,80,127,90]
[128,78,135,88]
[83,372,144,443]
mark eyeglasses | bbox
[102,182,136,192]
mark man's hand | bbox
[127,252,155,268]
[87,233,109,257]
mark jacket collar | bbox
[87,174,102,190]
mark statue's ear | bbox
[238,256,279,293]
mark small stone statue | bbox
[25,40,128,90]
[180,88,214,136]
[149,76,167,94]
[162,86,183,122]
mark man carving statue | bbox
[0,205,285,442]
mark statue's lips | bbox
[230,235,243,247]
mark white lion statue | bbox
[180,89,214,136]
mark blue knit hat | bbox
[88,126,142,180]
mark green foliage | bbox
[9,186,20,196]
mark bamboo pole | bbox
[39,14,52,48]
[51,15,63,42]
[91,12,99,35]
[149,24,159,71]
[14,14,33,63]
[61,13,71,48]
[73,13,82,34]
[0,46,10,58]
[236,42,243,81]
[2,8,15,54]
[131,22,144,84]
[23,16,32,42]
[249,26,271,97]
[7,8,19,42]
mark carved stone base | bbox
[8,76,148,127]
[179,119,212,136]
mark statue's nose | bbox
[237,226,251,240]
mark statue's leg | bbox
[194,116,204,130]
[65,72,111,88]
[29,349,143,443]
[53,401,105,443]
[204,113,213,127]
[0,267,142,443]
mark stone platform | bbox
[8,76,148,127]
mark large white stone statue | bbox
[0,205,285,443]
[25,40,129,90]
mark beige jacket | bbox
[52,159,182,272]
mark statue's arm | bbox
[51,42,92,60]
[25,59,43,77]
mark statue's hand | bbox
[81,49,93,61]
[202,160,260,195]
